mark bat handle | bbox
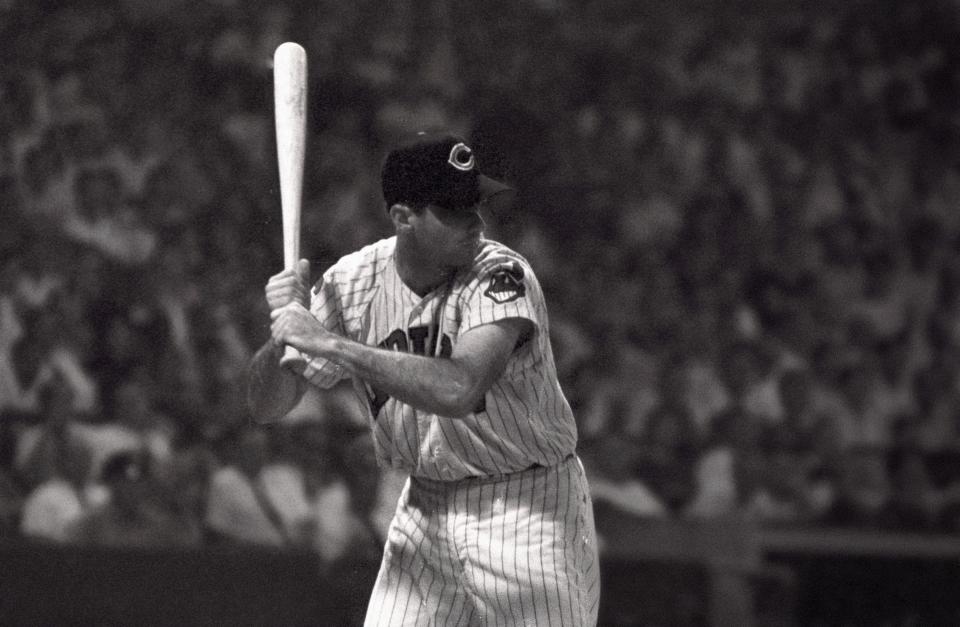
[279,267,307,371]
[280,259,308,372]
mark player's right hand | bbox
[265,259,311,313]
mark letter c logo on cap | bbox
[447,143,475,172]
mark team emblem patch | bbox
[484,263,526,304]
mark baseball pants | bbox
[364,455,600,627]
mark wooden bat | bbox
[273,42,308,370]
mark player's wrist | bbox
[318,334,347,365]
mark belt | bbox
[463,453,574,482]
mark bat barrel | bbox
[274,42,307,271]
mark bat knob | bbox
[280,346,307,374]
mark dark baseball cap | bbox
[381,133,512,212]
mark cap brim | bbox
[477,174,516,215]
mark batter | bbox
[247,132,599,626]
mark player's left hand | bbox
[270,302,336,356]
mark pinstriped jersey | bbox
[301,236,578,481]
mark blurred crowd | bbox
[2,0,960,560]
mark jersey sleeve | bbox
[460,255,544,336]
[300,269,348,389]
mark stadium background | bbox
[2,0,960,624]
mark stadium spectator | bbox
[72,449,199,547]
[880,446,943,532]
[831,352,901,449]
[0,258,35,414]
[152,441,214,546]
[326,429,390,564]
[777,368,844,473]
[19,429,91,543]
[276,418,383,564]
[580,433,670,519]
[62,166,156,264]
[106,376,176,468]
[204,424,305,548]
[746,422,837,524]
[630,356,700,514]
[825,446,893,529]
[685,342,770,516]
[256,424,321,552]
[13,375,84,490]
[3,248,99,416]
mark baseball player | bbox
[247,132,599,626]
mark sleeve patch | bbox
[483,262,526,304]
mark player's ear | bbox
[389,203,414,230]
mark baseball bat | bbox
[274,42,308,370]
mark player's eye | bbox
[447,143,475,171]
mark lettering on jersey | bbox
[369,324,477,416]
[484,262,525,304]
[381,329,408,352]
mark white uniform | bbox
[302,236,599,626]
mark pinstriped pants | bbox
[364,455,600,627]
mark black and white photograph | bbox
[1,1,959,625]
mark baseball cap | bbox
[381,132,513,212]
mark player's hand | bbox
[265,259,310,313]
[270,302,335,355]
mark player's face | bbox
[415,203,485,268]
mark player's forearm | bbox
[245,341,307,423]
[317,336,482,418]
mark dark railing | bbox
[1,514,959,626]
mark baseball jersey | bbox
[300,236,578,481]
